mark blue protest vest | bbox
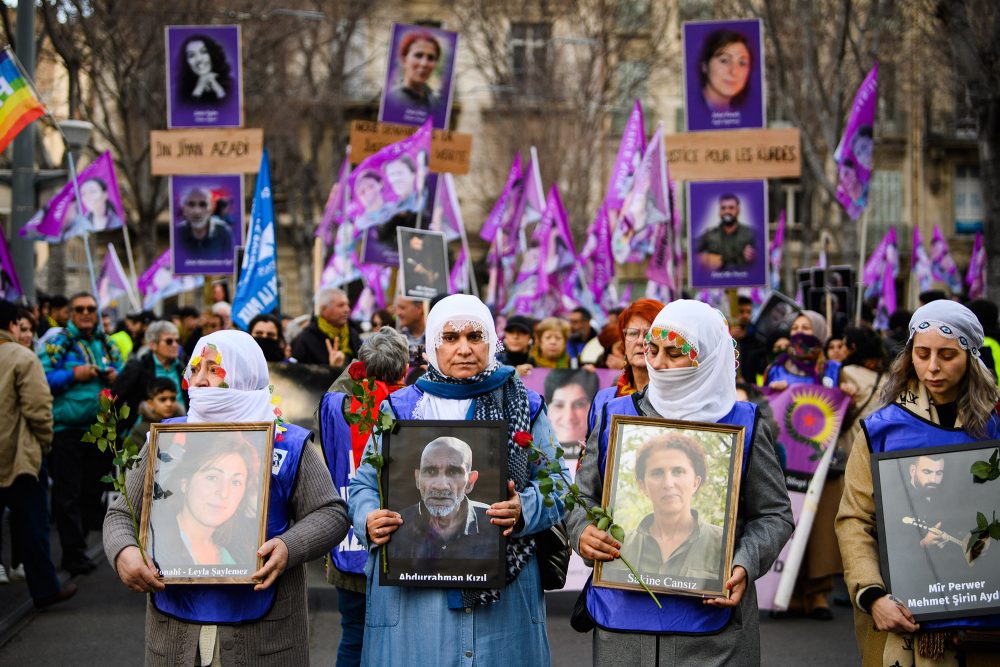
[387,383,545,423]
[151,417,308,624]
[587,385,618,437]
[765,359,841,388]
[586,395,757,634]
[863,402,1000,631]
[318,391,368,574]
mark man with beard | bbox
[392,437,494,561]
[696,193,757,271]
[176,187,234,262]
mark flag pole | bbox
[854,208,869,324]
[67,151,102,328]
[119,221,141,308]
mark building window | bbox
[509,22,551,96]
[867,170,903,238]
[955,165,983,234]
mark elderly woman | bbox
[532,316,572,369]
[569,300,792,665]
[588,298,664,435]
[348,295,567,665]
[837,301,1000,666]
[104,330,347,666]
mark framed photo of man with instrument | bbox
[398,227,449,301]
[873,441,1000,621]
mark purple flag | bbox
[863,227,898,300]
[316,155,351,247]
[770,210,786,291]
[449,245,470,293]
[911,226,934,293]
[485,237,505,311]
[0,225,23,301]
[578,205,614,308]
[352,265,390,322]
[765,384,851,476]
[605,99,646,212]
[138,250,204,309]
[480,154,522,243]
[614,122,667,264]
[643,123,675,291]
[834,64,878,220]
[501,148,545,258]
[349,121,432,266]
[320,219,362,289]
[929,224,963,295]
[430,173,463,242]
[967,232,986,300]
[97,243,137,312]
[508,186,559,317]
[21,151,126,241]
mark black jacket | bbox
[290,317,363,367]
[111,352,187,432]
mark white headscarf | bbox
[415,295,502,420]
[908,300,986,368]
[644,300,737,423]
[183,330,276,423]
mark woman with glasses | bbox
[111,321,188,435]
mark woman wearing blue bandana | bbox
[348,294,567,666]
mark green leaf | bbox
[609,524,625,542]
[972,461,992,481]
[96,413,107,424]
[543,497,555,508]
[537,469,549,479]
[978,512,989,531]
[591,506,606,517]
[119,404,130,420]
[527,450,539,462]
[990,522,1000,541]
[96,439,108,453]
[539,477,553,495]
[99,394,111,411]
[81,433,96,443]
[991,448,999,466]
[555,446,564,459]
[564,497,575,512]
[548,460,562,474]
[597,516,611,532]
[570,483,580,495]
[100,474,115,484]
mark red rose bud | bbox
[348,361,367,381]
[100,389,114,401]
[513,431,533,448]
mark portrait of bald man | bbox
[391,436,496,561]
[175,186,234,261]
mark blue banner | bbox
[232,150,278,330]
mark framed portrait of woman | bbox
[140,422,274,584]
[165,25,244,128]
[379,23,459,130]
[594,415,745,598]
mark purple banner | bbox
[169,174,244,276]
[138,250,205,309]
[683,19,765,131]
[21,151,126,241]
[352,264,390,322]
[429,173,463,242]
[605,99,646,212]
[863,227,898,301]
[765,384,850,478]
[508,186,574,318]
[579,205,614,307]
[480,154,522,243]
[911,226,934,293]
[644,125,676,290]
[348,121,433,266]
[834,64,878,220]
[929,224,963,295]
[0,225,23,301]
[520,367,620,452]
[449,245,469,293]
[966,232,985,299]
[97,243,135,312]
[378,24,458,130]
[485,237,505,311]
[874,250,897,331]
[688,180,767,289]
[320,219,362,289]
[504,149,546,257]
[166,25,243,129]
[769,210,786,291]
[615,122,669,265]
[316,156,351,247]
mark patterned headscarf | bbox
[908,300,985,367]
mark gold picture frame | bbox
[594,415,745,598]
[140,422,274,585]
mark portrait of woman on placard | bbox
[386,30,443,119]
[79,177,122,232]
[152,434,261,567]
[698,29,753,113]
[179,34,232,104]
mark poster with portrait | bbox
[594,415,745,598]
[379,23,458,130]
[381,420,508,588]
[520,368,620,460]
[873,442,1000,621]
[140,422,274,584]
[683,19,765,132]
[398,227,449,301]
[688,180,767,289]
[751,290,800,348]
[166,25,243,129]
[169,174,244,276]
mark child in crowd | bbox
[126,378,185,448]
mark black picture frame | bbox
[751,290,801,346]
[872,441,1000,621]
[397,227,450,301]
[380,420,508,588]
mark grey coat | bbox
[566,392,793,666]
[104,441,347,666]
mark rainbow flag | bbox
[0,50,46,154]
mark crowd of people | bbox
[1,283,999,666]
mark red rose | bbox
[99,388,114,402]
[348,360,367,381]
[513,431,533,448]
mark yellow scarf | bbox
[533,353,570,369]
[316,317,353,356]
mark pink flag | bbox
[449,245,470,294]
[138,250,204,309]
[834,64,878,220]
[480,154,522,243]
[645,124,676,292]
[769,210,786,291]
[320,219,362,288]
[508,185,568,317]
[911,226,934,293]
[0,225,23,301]
[352,265,390,322]
[577,205,614,308]
[966,232,986,299]
[929,224,963,294]
[430,173,463,242]
[614,122,668,264]
[97,243,138,312]
[863,227,898,300]
[874,252,897,331]
[501,148,545,258]
[21,151,126,241]
[485,237,505,310]
[605,99,646,212]
[316,155,351,247]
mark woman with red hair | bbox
[586,298,665,436]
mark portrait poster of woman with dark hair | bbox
[683,19,765,132]
[166,25,244,128]
[379,23,459,129]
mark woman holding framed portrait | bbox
[103,330,348,665]
[348,294,568,666]
[837,301,1000,666]
[568,300,792,665]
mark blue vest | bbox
[587,386,618,437]
[586,395,757,634]
[387,384,545,423]
[863,403,1000,631]
[151,417,308,624]
[766,360,841,388]
[318,392,368,574]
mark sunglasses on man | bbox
[73,305,98,314]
